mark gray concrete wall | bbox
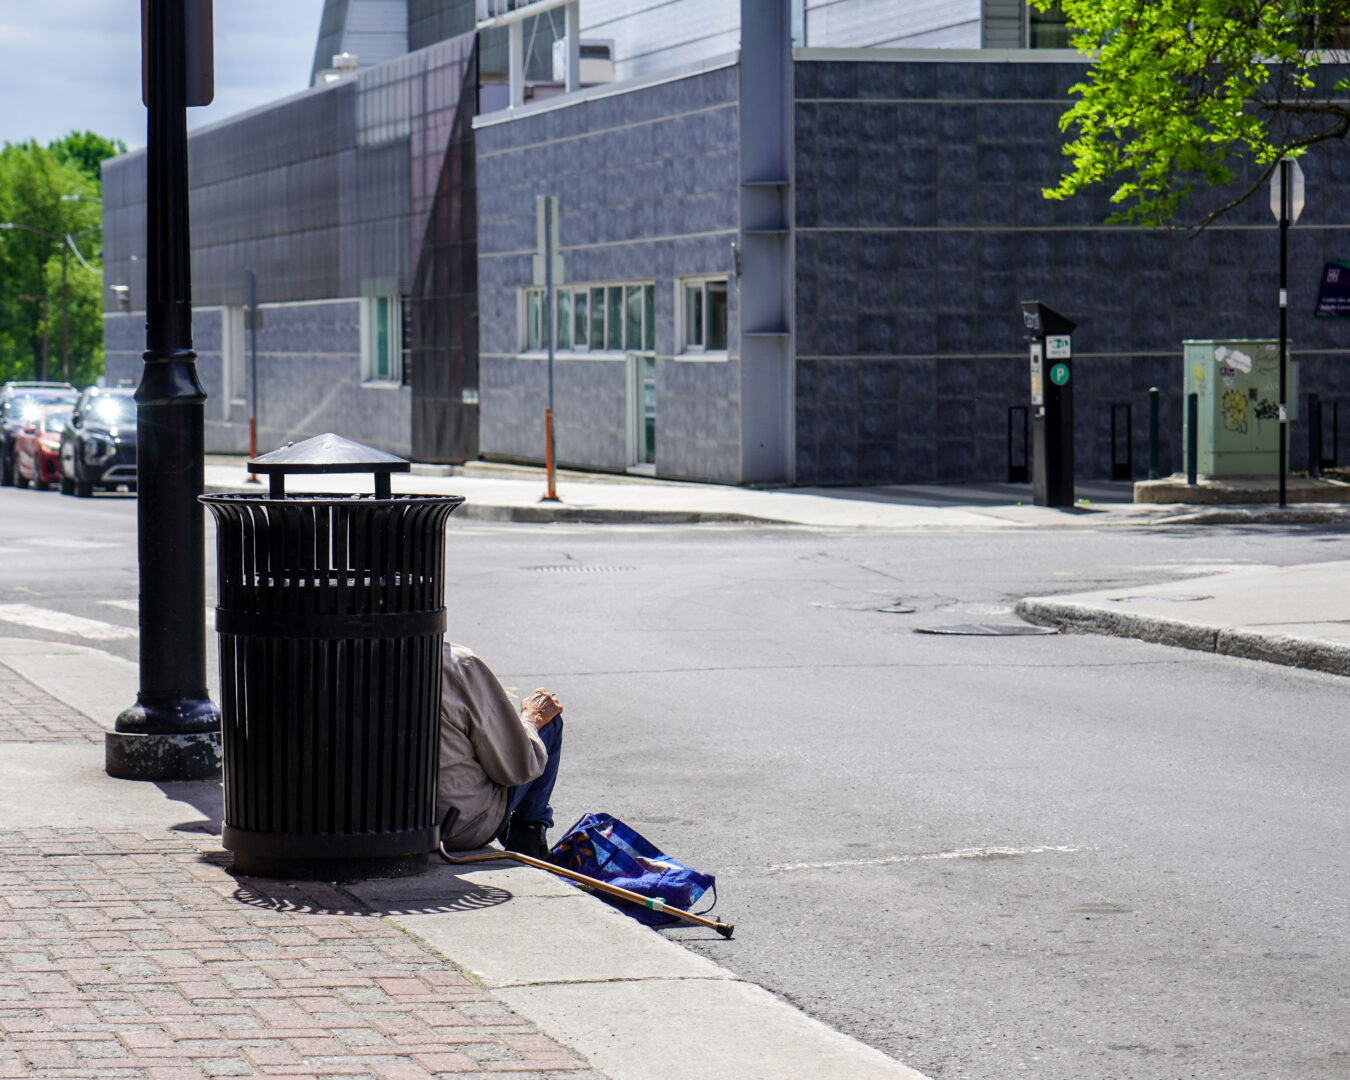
[474,61,742,481]
[792,54,1350,484]
[103,301,411,458]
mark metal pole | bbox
[60,244,69,382]
[543,196,559,502]
[108,0,221,781]
[1187,392,1198,486]
[246,268,260,484]
[1147,386,1159,480]
[1278,157,1289,508]
[41,300,49,382]
[1308,391,1321,480]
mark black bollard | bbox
[1148,386,1159,480]
[1187,392,1199,486]
[1309,392,1321,480]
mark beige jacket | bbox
[437,643,548,850]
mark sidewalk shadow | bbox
[230,868,512,917]
[795,479,1136,508]
[156,778,223,835]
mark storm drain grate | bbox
[913,624,1059,636]
[524,565,639,573]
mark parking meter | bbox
[1021,300,1076,507]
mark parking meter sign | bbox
[1046,335,1071,359]
[1050,363,1070,386]
[1029,342,1044,405]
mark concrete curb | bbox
[1151,505,1350,526]
[201,483,788,526]
[1015,597,1350,677]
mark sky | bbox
[0,0,328,151]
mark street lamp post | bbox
[16,295,49,380]
[106,0,221,781]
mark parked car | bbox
[0,381,78,486]
[13,404,73,491]
[59,387,137,497]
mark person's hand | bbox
[520,689,561,729]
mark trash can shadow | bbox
[201,433,463,881]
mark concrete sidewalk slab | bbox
[497,979,927,1080]
[0,635,137,732]
[1017,560,1350,676]
[204,461,1173,531]
[349,867,924,1079]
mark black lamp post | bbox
[106,0,221,780]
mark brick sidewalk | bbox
[0,662,603,1080]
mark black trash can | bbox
[201,433,463,879]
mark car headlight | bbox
[84,437,112,464]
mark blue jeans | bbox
[500,715,562,832]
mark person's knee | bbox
[538,714,563,751]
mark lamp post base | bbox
[106,729,221,781]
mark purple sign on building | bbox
[1315,262,1350,318]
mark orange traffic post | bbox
[543,406,559,502]
[246,417,260,485]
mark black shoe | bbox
[503,818,550,860]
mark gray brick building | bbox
[101,1,1350,484]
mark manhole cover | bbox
[913,624,1059,636]
[875,605,916,614]
[524,565,638,573]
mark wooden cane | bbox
[438,843,734,938]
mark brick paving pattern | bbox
[0,663,101,744]
[0,660,604,1080]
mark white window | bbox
[679,278,728,354]
[221,305,246,415]
[522,283,655,354]
[361,295,403,383]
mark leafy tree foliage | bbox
[1032,0,1350,228]
[0,131,122,386]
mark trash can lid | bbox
[249,433,410,476]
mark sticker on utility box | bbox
[1046,335,1071,359]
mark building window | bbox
[680,278,728,353]
[361,295,403,383]
[221,305,246,415]
[521,282,656,354]
[401,298,413,387]
[1029,1,1072,48]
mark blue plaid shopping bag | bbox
[549,812,717,927]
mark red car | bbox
[14,405,73,491]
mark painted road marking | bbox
[0,604,137,641]
[16,538,118,550]
[99,600,218,626]
[758,845,1085,874]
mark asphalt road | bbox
[1,484,1347,1080]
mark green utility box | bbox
[1183,339,1298,477]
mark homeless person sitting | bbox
[437,642,563,860]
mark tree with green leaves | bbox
[0,131,124,387]
[1032,0,1350,228]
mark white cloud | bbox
[0,1,326,150]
